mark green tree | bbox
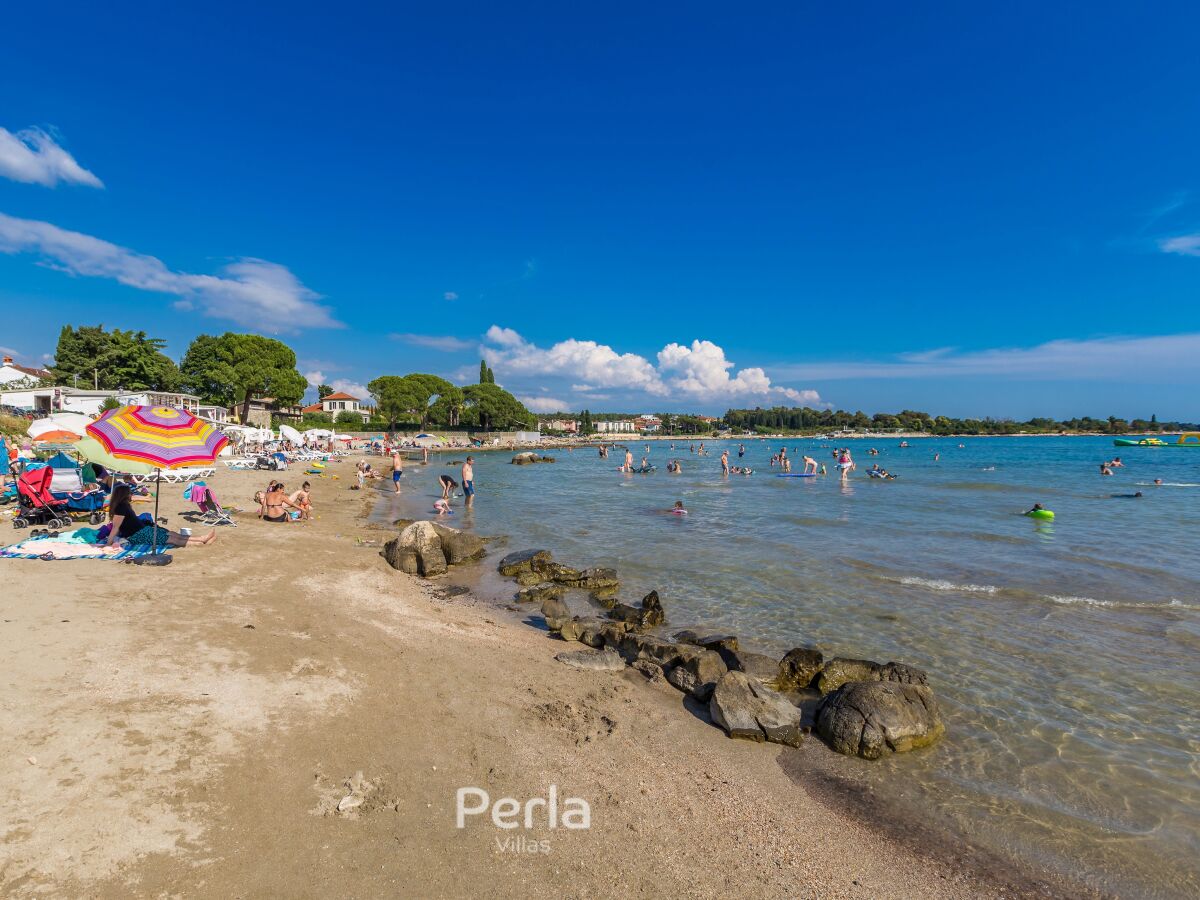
[317,384,333,399]
[479,360,489,384]
[100,395,122,411]
[335,410,362,426]
[179,333,306,423]
[51,325,179,390]
[368,375,421,431]
[462,383,532,431]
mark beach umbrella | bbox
[83,406,229,563]
[279,424,303,444]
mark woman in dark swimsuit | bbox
[106,483,215,547]
[263,482,299,522]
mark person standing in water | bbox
[803,455,818,474]
[837,447,854,481]
[720,449,729,475]
[391,450,403,494]
[624,448,634,472]
[461,456,475,507]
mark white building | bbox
[594,420,635,433]
[302,391,370,424]
[0,385,200,417]
[0,356,52,388]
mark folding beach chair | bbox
[190,483,237,527]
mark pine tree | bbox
[479,360,488,384]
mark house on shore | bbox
[301,391,370,424]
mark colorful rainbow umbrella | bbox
[83,406,229,562]
[85,405,228,469]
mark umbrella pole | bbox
[153,470,161,556]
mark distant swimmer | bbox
[671,500,687,515]
[1112,492,1144,498]
[1154,478,1163,485]
[738,444,745,458]
[1099,462,1114,476]
[934,453,940,462]
[667,459,682,473]
[1027,502,1047,514]
[803,455,818,474]
[1110,457,1125,468]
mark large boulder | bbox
[383,521,447,577]
[776,647,825,692]
[498,549,552,576]
[615,632,685,668]
[511,452,540,465]
[533,560,584,584]
[815,657,929,695]
[430,523,486,566]
[817,681,944,759]
[722,649,782,687]
[558,616,626,647]
[708,671,804,747]
[665,648,727,700]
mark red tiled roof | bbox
[321,391,360,401]
[301,402,324,414]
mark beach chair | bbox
[189,483,236,527]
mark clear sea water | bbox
[382,436,1200,897]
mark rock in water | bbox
[555,647,626,672]
[815,657,930,695]
[722,649,782,687]
[515,571,544,586]
[511,452,540,465]
[817,681,944,759]
[516,582,563,604]
[708,671,804,747]
[533,560,584,584]
[673,631,739,655]
[606,590,666,629]
[776,647,825,691]
[498,549,552,576]
[430,523,485,565]
[383,521,447,577]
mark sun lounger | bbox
[188,483,236,527]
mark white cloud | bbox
[304,370,327,387]
[519,395,571,413]
[771,333,1200,383]
[330,378,369,400]
[1160,234,1200,257]
[390,333,473,352]
[0,211,339,332]
[483,326,817,404]
[0,126,103,188]
[444,291,459,301]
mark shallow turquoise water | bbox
[385,436,1200,897]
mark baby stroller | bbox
[13,466,74,530]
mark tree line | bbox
[44,326,534,431]
[721,406,1200,435]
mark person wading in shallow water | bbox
[461,456,475,508]
[391,450,403,494]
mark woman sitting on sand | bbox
[262,482,300,523]
[106,483,215,549]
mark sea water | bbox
[382,436,1200,897]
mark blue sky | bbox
[2,2,1199,418]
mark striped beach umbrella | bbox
[85,405,228,469]
[83,406,229,562]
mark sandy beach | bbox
[0,457,1073,898]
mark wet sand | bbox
[1,456,1052,898]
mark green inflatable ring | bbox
[1025,509,1055,520]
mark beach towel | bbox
[0,532,164,561]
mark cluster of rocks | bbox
[511,452,556,465]
[382,521,486,577]
[497,548,945,760]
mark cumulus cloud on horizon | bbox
[0,211,338,332]
[518,395,572,413]
[1160,234,1200,257]
[304,370,369,400]
[481,325,819,406]
[0,127,103,188]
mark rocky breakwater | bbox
[511,452,556,465]
[496,549,945,761]
[382,521,487,578]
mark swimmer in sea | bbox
[1154,478,1163,485]
[1027,502,1046,514]
[1110,457,1124,468]
[1100,462,1114,476]
[803,455,817,474]
[671,500,687,515]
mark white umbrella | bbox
[279,424,303,444]
[27,412,94,441]
[303,428,333,439]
